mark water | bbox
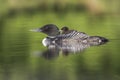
[0,12,120,80]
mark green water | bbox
[0,12,120,80]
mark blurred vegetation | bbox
[0,0,119,15]
[0,0,120,80]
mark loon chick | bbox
[61,26,86,34]
[61,26,69,34]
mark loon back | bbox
[59,30,89,39]
[56,30,108,46]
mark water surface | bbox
[0,12,120,80]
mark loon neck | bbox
[47,36,56,38]
[42,36,56,47]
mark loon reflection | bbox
[31,24,108,59]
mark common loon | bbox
[31,24,108,52]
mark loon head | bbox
[31,24,60,37]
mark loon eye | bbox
[43,26,51,31]
[45,26,49,29]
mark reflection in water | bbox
[42,46,60,59]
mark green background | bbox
[0,0,120,80]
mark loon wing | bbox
[57,30,89,39]
[54,31,90,53]
[54,30,108,53]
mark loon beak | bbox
[29,28,42,32]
